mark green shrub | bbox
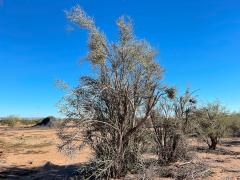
[196,102,227,150]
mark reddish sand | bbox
[0,126,239,179]
[0,126,91,170]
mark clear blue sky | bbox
[0,0,240,117]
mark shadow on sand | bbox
[0,162,82,180]
[222,140,240,146]
[190,145,240,156]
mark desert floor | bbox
[0,126,239,179]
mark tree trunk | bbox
[209,136,218,150]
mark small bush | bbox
[151,117,188,165]
[151,91,196,165]
[195,102,227,150]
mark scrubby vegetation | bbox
[0,116,41,127]
[57,5,240,179]
[58,5,175,178]
[223,113,240,137]
[150,90,196,165]
[2,4,239,179]
[195,102,228,150]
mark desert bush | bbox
[0,116,41,127]
[223,113,240,137]
[58,5,174,179]
[0,116,21,127]
[195,102,227,150]
[150,90,197,165]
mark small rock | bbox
[215,159,224,163]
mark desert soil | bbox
[0,126,91,170]
[0,126,239,179]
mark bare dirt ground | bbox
[0,126,92,179]
[0,126,239,179]
[0,126,91,168]
[188,139,240,179]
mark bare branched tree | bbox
[58,5,173,178]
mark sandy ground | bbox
[0,126,91,170]
[0,126,239,179]
[188,139,240,179]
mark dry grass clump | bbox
[173,161,211,179]
[129,159,211,180]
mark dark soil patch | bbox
[222,140,240,146]
[190,146,240,156]
[0,162,81,180]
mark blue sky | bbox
[0,0,240,117]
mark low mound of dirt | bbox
[33,116,59,128]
